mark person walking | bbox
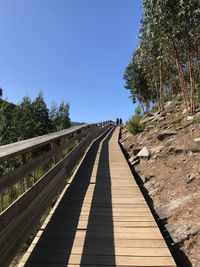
[116,118,119,126]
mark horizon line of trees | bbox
[124,0,200,114]
[0,90,71,146]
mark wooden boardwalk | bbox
[18,127,176,267]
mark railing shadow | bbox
[23,128,114,266]
[80,128,115,266]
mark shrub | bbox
[195,117,200,123]
[151,105,158,114]
[172,115,182,124]
[127,114,145,135]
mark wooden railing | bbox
[0,120,114,267]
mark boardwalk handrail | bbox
[0,120,114,267]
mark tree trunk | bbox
[186,26,195,114]
[159,57,164,110]
[150,55,161,112]
[141,103,145,114]
[170,35,190,112]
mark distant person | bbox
[116,118,119,126]
[120,118,122,125]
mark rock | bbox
[140,116,155,124]
[166,223,199,244]
[182,109,187,115]
[168,145,186,154]
[157,130,177,141]
[155,193,200,219]
[141,174,152,183]
[195,111,200,117]
[187,147,200,153]
[131,158,140,166]
[194,138,200,144]
[187,116,194,121]
[186,174,195,184]
[145,125,154,131]
[141,175,147,183]
[164,101,173,110]
[150,145,164,154]
[149,188,159,196]
[128,155,140,166]
[157,117,165,122]
[129,144,134,150]
[144,180,159,191]
[151,115,161,123]
[137,147,150,159]
[133,148,142,155]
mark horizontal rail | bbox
[0,121,113,163]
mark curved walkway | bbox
[19,127,176,267]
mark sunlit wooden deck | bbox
[18,127,176,267]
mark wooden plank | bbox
[20,252,176,266]
[27,244,172,256]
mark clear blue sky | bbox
[0,0,142,123]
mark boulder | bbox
[145,125,154,131]
[164,101,173,108]
[140,115,155,124]
[168,145,186,154]
[194,138,200,144]
[128,155,140,166]
[137,147,150,159]
[150,145,164,154]
[166,223,199,244]
[129,144,134,150]
[187,116,194,121]
[186,174,195,184]
[157,130,177,141]
[155,193,200,219]
[182,109,187,115]
[141,174,153,184]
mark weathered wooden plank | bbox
[27,245,172,256]
[20,252,176,266]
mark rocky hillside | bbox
[120,101,200,267]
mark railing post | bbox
[51,139,62,164]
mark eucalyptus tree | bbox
[123,50,153,113]
[147,0,200,113]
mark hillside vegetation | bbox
[124,0,200,115]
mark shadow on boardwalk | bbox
[23,128,115,266]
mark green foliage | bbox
[50,101,71,131]
[172,115,182,124]
[124,0,200,114]
[135,105,141,115]
[0,92,71,147]
[127,114,145,135]
[195,117,200,124]
[151,105,158,114]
